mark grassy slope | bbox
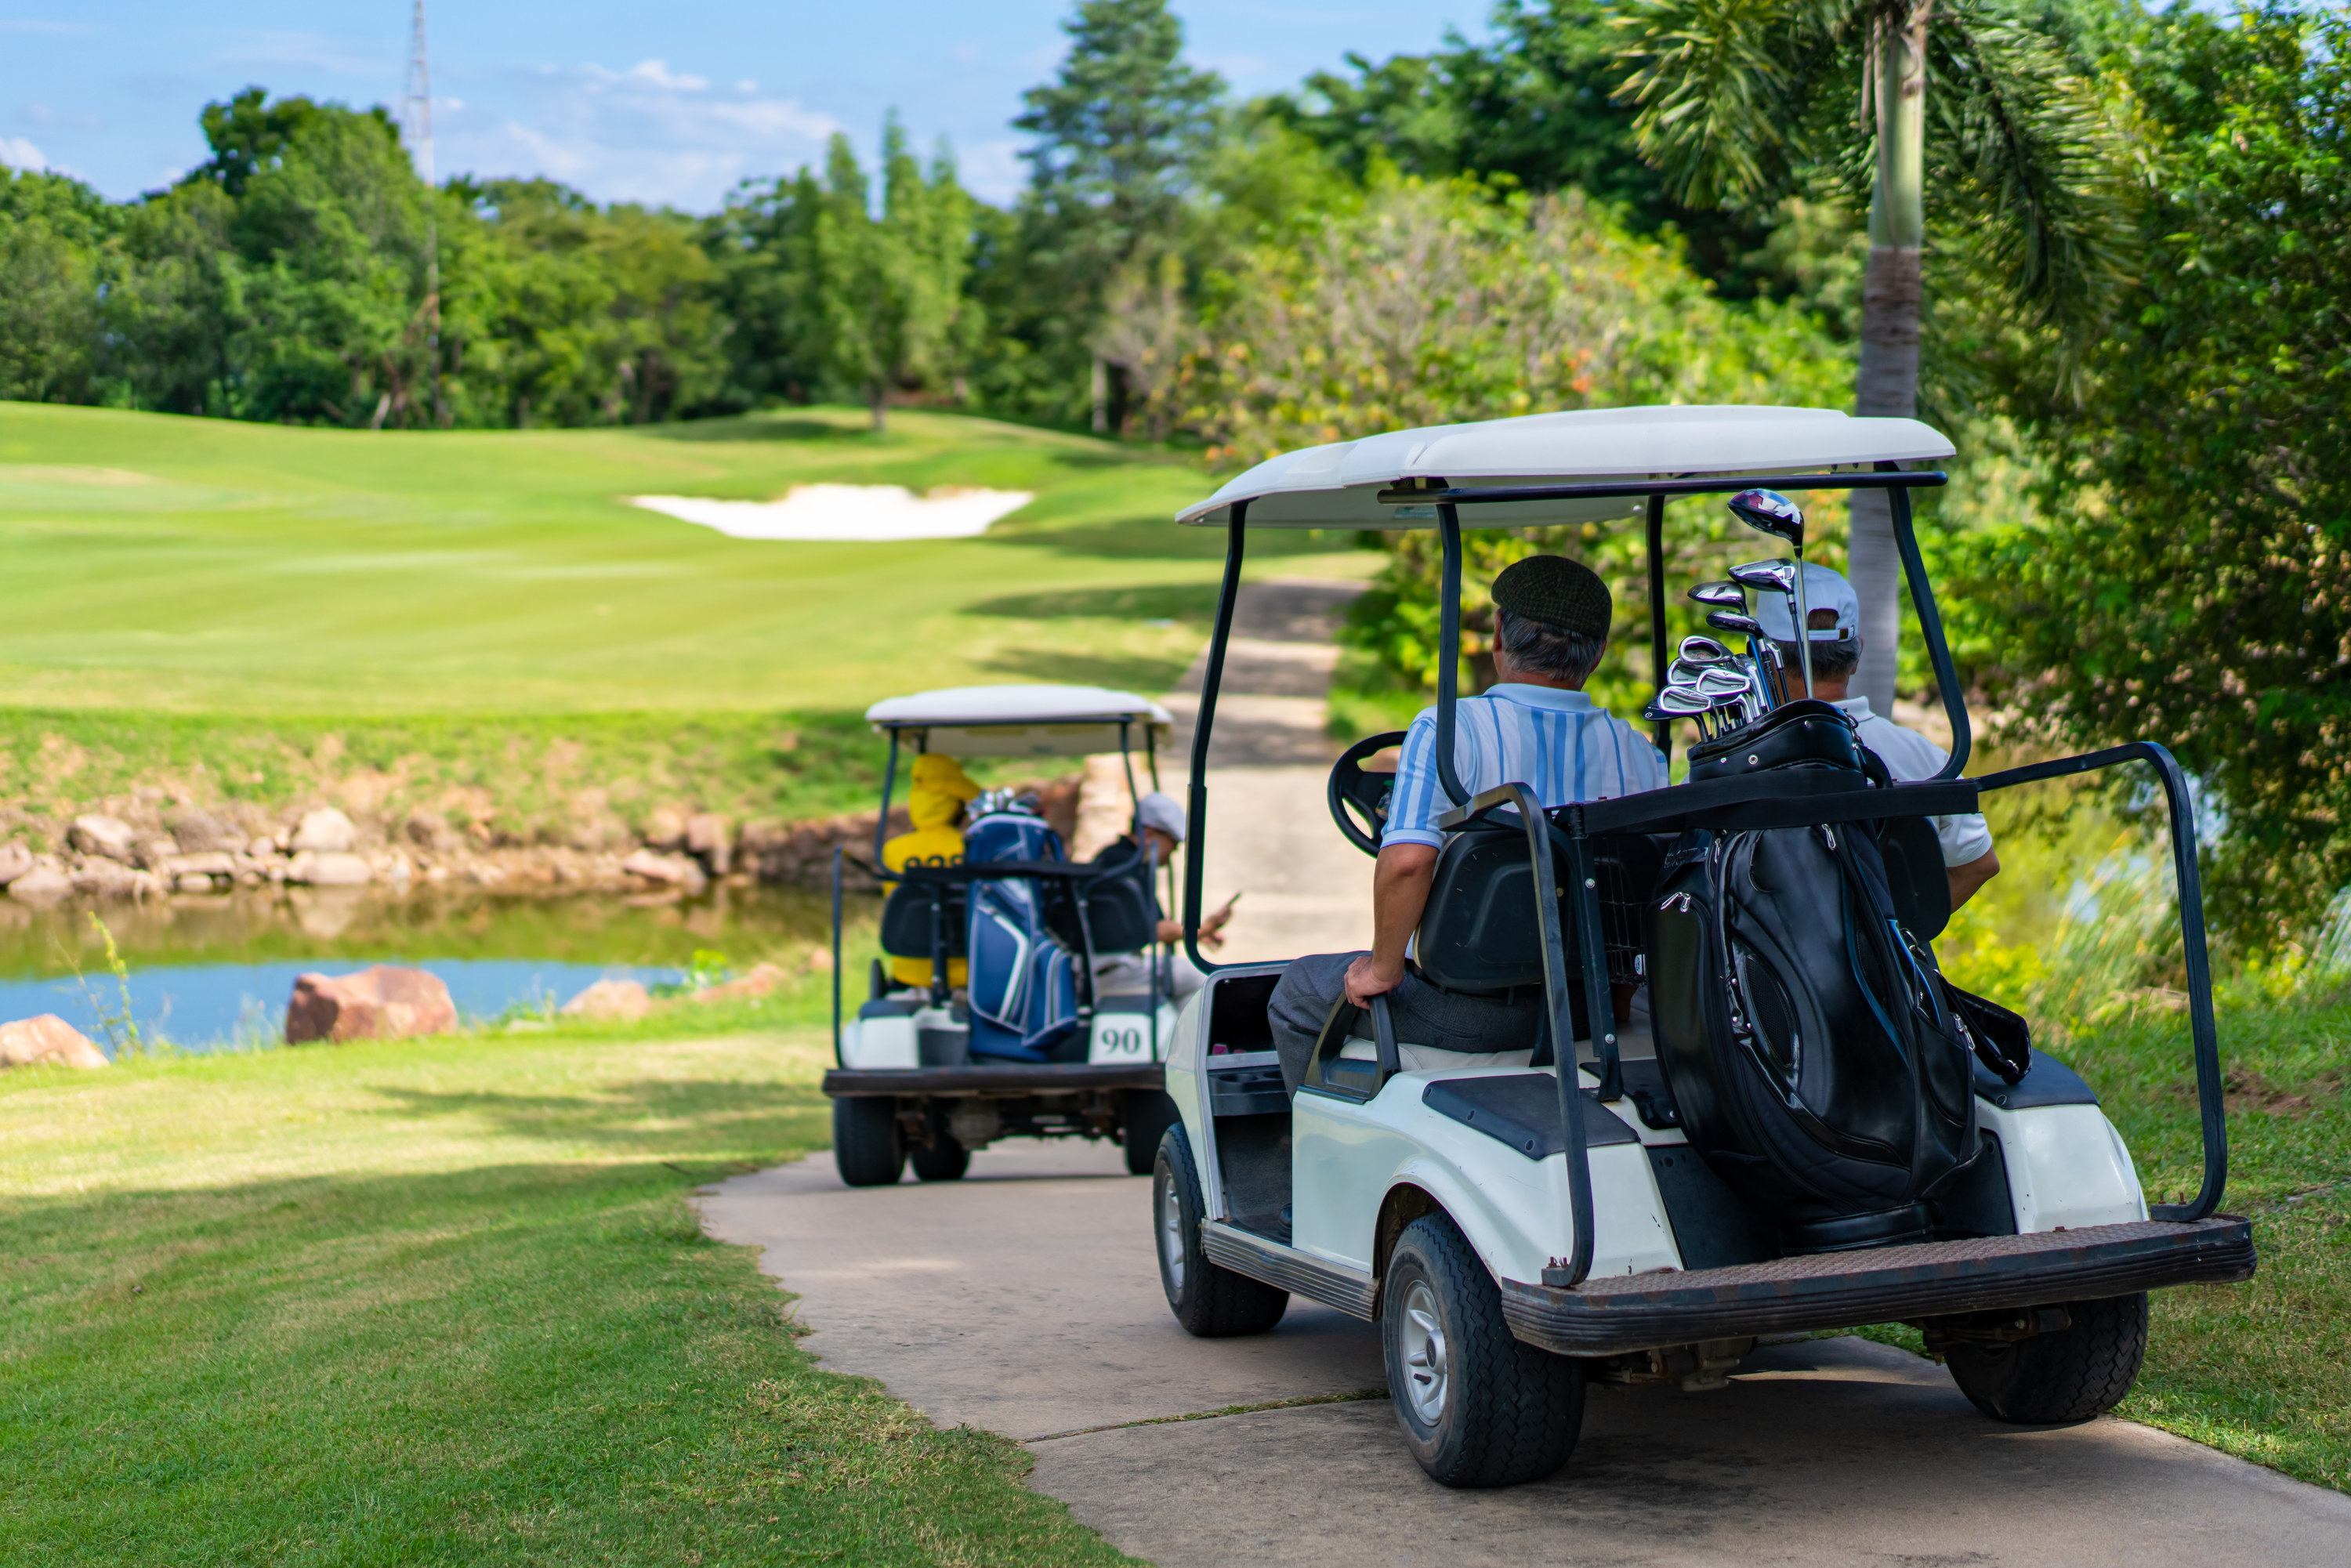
[0,402,1365,715]
[0,1025,1131,1566]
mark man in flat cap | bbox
[1268,555,1666,1094]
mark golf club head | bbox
[1706,609,1766,638]
[1668,657,1726,686]
[1679,635,1734,662]
[1730,558,1799,595]
[1730,488,1806,552]
[1694,668,1751,698]
[1689,581,1747,610]
[1654,687,1713,719]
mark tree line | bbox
[2,0,2347,941]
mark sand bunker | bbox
[630,484,1034,542]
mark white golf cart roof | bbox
[865,684,1174,759]
[1176,404,1957,528]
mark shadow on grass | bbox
[977,648,1198,691]
[361,1076,828,1153]
[965,583,1220,622]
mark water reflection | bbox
[0,884,846,978]
[0,885,870,1054]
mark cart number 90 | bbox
[1094,1026,1149,1059]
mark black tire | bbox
[1945,1293,2149,1425]
[911,1132,970,1182]
[1121,1090,1181,1178]
[831,1095,905,1187]
[1383,1212,1585,1488]
[1154,1124,1289,1336]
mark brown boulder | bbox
[284,965,458,1045]
[691,961,788,1003]
[619,848,707,893]
[70,813,138,861]
[560,978,654,1021]
[0,1015,107,1069]
[0,842,33,885]
[686,812,734,875]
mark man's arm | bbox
[1947,846,1999,911]
[1344,843,1438,1006]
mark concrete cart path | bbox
[704,1143,2351,1567]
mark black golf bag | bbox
[1646,701,2018,1252]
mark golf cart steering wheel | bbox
[1328,731,1407,857]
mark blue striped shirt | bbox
[1382,685,1668,849]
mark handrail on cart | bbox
[1972,742,2228,1221]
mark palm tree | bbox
[1616,0,2123,714]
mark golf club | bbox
[1732,556,1812,701]
[1679,634,1735,663]
[1704,609,1766,639]
[1729,491,1813,698]
[1689,581,1746,610]
[1649,686,1717,739]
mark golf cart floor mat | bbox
[823,1063,1164,1095]
[1422,1075,1641,1159]
[1502,1215,2255,1356]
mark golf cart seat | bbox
[879,880,967,976]
[1415,823,1666,1038]
[1048,857,1161,956]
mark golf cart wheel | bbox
[1154,1124,1288,1337]
[1383,1212,1584,1488]
[1946,1293,2149,1425]
[910,1130,970,1182]
[1121,1090,1181,1178]
[831,1095,905,1187]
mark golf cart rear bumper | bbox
[1501,1216,2255,1356]
[822,1063,1165,1098]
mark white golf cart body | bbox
[1150,405,2252,1479]
[824,683,1186,1182]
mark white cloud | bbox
[0,136,52,171]
[614,59,708,92]
[433,60,847,209]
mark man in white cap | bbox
[1757,562,2001,910]
[1085,791,1227,1000]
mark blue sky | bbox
[0,2,1481,210]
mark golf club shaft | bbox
[1794,559,1814,698]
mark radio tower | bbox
[404,0,443,425]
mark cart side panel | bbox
[1982,1102,2149,1233]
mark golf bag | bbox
[963,809,1083,1062]
[1647,701,2001,1251]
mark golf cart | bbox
[825,684,1186,1186]
[1149,406,2254,1487]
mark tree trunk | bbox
[1848,2,1930,719]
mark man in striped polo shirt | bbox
[1269,555,1667,1095]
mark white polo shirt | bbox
[1834,697,1994,867]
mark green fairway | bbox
[0,403,1367,715]
[0,1024,1131,1566]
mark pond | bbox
[0,885,853,1056]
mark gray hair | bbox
[1495,608,1605,685]
[1772,636,1861,682]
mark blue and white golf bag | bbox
[963,810,1082,1061]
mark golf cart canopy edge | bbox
[865,683,1174,759]
[1176,404,1958,528]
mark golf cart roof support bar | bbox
[1472,780,1594,1288]
[1185,503,1248,973]
[1375,469,1947,509]
[1973,741,2228,1220]
[1434,503,1471,807]
[829,846,845,1067]
[1645,494,1671,762]
[1884,466,1972,779]
[873,729,902,871]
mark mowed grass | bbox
[2065,997,2351,1493]
[0,1027,1132,1566]
[0,402,1370,715]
